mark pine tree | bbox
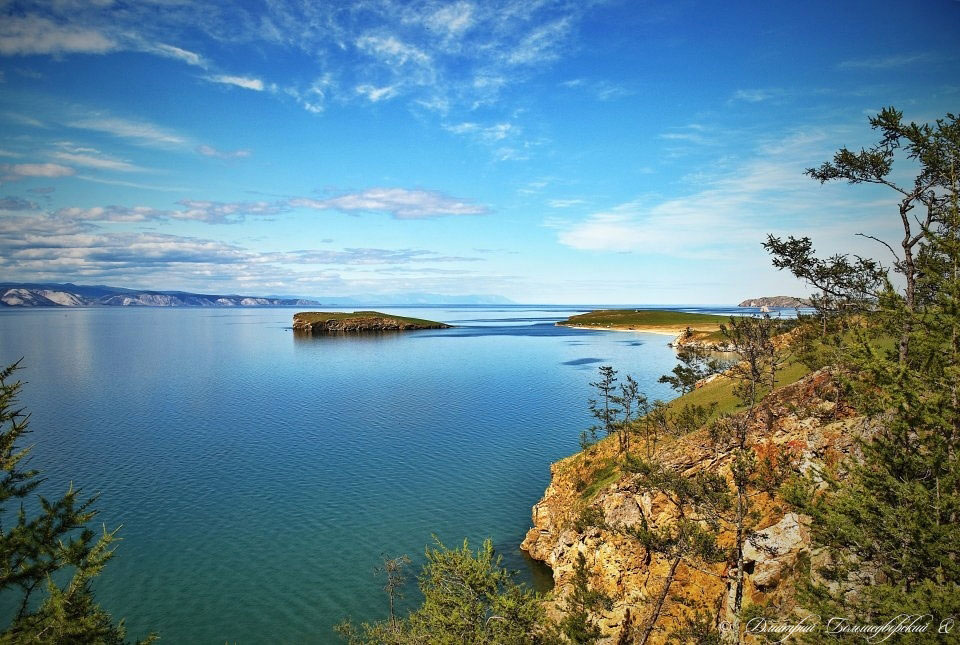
[712,315,794,644]
[0,361,156,643]
[771,110,960,642]
[336,538,559,645]
[623,456,729,645]
[659,345,730,396]
[584,366,621,449]
[557,552,611,645]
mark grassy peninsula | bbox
[292,310,452,332]
[557,309,728,337]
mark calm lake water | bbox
[0,304,743,643]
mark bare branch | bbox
[855,233,900,262]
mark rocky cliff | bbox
[521,368,865,643]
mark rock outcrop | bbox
[292,311,452,332]
[521,368,866,643]
[738,296,811,308]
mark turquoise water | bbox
[0,305,719,643]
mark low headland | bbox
[557,309,730,348]
[292,310,452,332]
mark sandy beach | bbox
[557,323,719,337]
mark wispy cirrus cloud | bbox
[548,198,586,208]
[554,127,900,260]
[206,74,265,91]
[0,15,115,56]
[148,43,205,67]
[730,88,787,103]
[838,52,937,70]
[51,150,146,173]
[54,199,289,224]
[74,176,191,193]
[196,145,252,159]
[355,84,399,102]
[68,115,190,148]
[291,188,489,219]
[0,0,601,167]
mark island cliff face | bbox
[521,368,865,643]
[292,311,452,332]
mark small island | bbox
[738,295,810,308]
[557,309,727,333]
[292,311,453,333]
[557,309,731,347]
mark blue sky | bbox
[1,0,958,303]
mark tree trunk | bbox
[639,556,681,645]
[730,493,746,645]
[899,201,916,364]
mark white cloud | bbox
[206,75,265,91]
[838,52,935,70]
[54,199,288,224]
[0,213,484,294]
[555,128,899,260]
[1,163,76,178]
[730,88,783,103]
[426,2,475,36]
[291,74,336,113]
[548,199,586,208]
[356,35,432,69]
[561,78,633,101]
[2,112,45,128]
[51,151,145,172]
[75,175,190,192]
[196,145,252,159]
[444,121,516,142]
[149,43,205,67]
[355,84,399,102]
[0,15,115,56]
[291,188,488,219]
[504,17,570,65]
[69,115,189,147]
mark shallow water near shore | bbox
[0,304,742,643]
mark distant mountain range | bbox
[0,283,513,307]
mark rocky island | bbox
[292,311,453,332]
[738,295,810,308]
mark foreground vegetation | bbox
[0,362,156,643]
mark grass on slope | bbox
[671,359,812,420]
[559,309,729,328]
[293,310,447,326]
[572,358,813,502]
